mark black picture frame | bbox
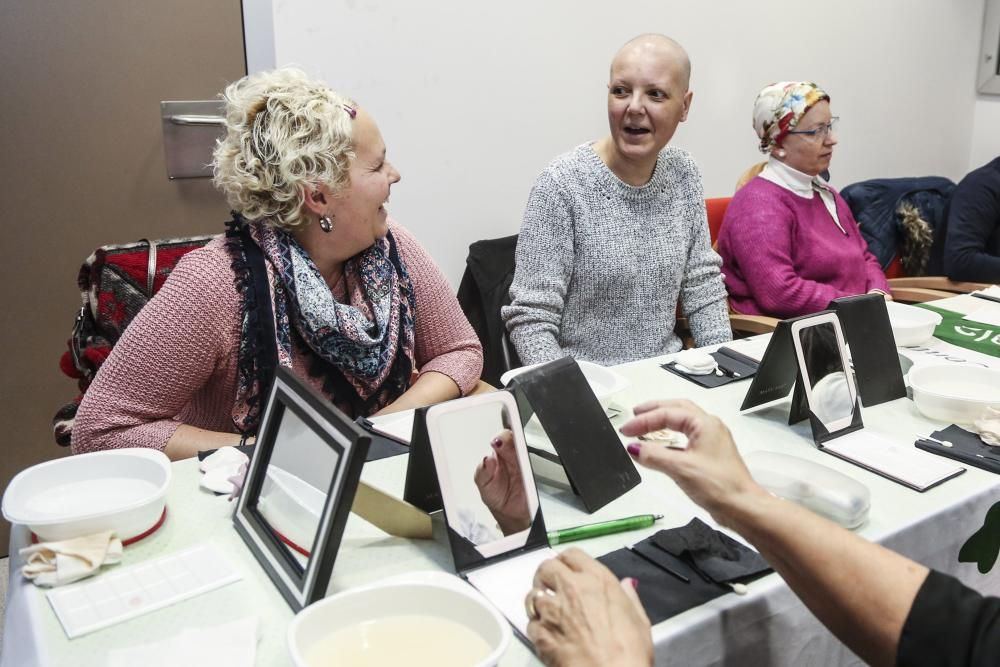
[232,366,370,611]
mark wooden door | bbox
[0,1,246,554]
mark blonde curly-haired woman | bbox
[73,68,482,459]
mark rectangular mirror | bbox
[426,392,545,567]
[233,367,370,611]
[790,313,859,436]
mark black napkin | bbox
[598,545,726,625]
[916,424,999,475]
[661,348,758,389]
[651,518,771,584]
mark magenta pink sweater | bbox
[718,177,889,318]
[71,221,483,453]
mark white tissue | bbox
[199,446,250,495]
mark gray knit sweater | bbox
[502,143,731,366]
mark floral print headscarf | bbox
[752,82,830,153]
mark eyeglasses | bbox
[787,116,839,142]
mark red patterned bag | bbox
[53,235,214,446]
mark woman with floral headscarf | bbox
[717,82,889,318]
[72,68,483,460]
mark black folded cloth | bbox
[598,546,726,625]
[651,518,771,584]
[597,518,772,624]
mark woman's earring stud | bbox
[319,215,334,233]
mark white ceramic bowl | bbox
[500,359,629,409]
[288,571,510,667]
[886,301,942,347]
[2,448,170,542]
[908,363,1000,423]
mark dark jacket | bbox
[456,235,520,386]
[841,177,955,276]
[943,157,1000,283]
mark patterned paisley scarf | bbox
[225,213,416,434]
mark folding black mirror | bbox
[233,367,370,611]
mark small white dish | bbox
[288,571,510,667]
[908,363,1000,424]
[500,359,629,409]
[2,448,171,542]
[886,301,942,346]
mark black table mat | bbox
[661,348,759,389]
[916,425,999,475]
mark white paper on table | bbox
[369,409,416,443]
[973,285,1000,298]
[465,547,557,638]
[964,304,1000,328]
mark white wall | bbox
[245,0,985,286]
[970,95,1000,170]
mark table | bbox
[6,295,1000,666]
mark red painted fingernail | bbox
[627,443,641,457]
[630,577,639,590]
[491,437,502,449]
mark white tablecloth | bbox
[6,299,1000,666]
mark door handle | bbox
[168,114,225,127]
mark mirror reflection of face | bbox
[801,323,853,428]
[438,404,536,551]
[256,408,338,568]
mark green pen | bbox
[547,513,664,545]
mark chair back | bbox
[705,197,732,248]
[456,234,521,386]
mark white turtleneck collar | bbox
[759,155,829,198]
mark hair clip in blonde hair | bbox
[342,104,356,119]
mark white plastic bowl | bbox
[2,448,170,542]
[908,363,1000,423]
[288,571,510,667]
[500,359,629,409]
[257,466,325,555]
[886,301,942,347]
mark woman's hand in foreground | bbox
[619,399,766,525]
[527,548,652,667]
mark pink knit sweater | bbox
[71,221,483,453]
[718,177,889,318]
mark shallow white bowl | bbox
[908,363,1000,423]
[500,359,629,409]
[288,571,510,667]
[886,301,942,347]
[2,448,170,542]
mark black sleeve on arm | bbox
[943,167,1000,283]
[897,570,1000,666]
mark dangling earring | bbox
[318,215,334,233]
